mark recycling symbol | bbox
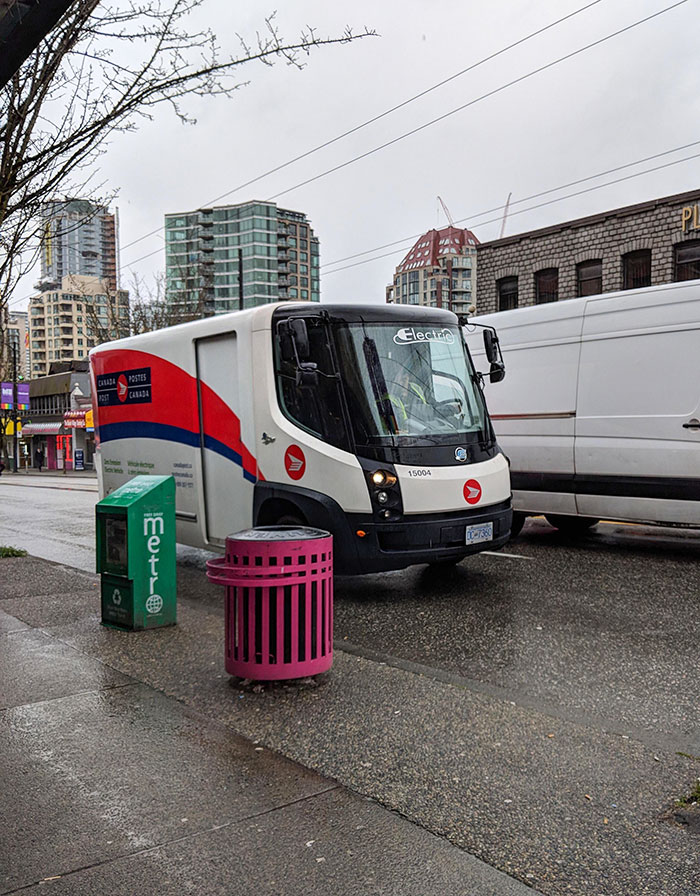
[112,588,122,606]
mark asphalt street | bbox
[1,473,699,894]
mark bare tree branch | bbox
[0,0,376,372]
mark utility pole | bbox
[11,342,18,473]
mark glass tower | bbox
[164,201,320,314]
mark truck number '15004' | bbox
[407,469,432,477]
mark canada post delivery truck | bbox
[467,280,700,536]
[90,302,512,574]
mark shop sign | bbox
[681,205,700,232]
[74,449,85,471]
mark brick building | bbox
[475,188,700,314]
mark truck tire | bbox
[509,512,526,539]
[545,514,599,535]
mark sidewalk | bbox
[2,467,97,477]
[0,555,533,896]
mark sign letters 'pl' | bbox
[284,445,306,481]
[463,479,482,505]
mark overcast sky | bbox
[11,0,700,311]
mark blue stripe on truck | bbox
[98,421,258,483]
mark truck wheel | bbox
[545,514,599,535]
[509,512,526,539]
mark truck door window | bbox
[274,317,350,451]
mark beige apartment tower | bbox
[28,275,129,377]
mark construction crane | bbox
[499,192,512,239]
[437,196,455,228]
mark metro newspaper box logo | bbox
[96,475,176,631]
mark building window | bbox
[497,276,518,311]
[622,249,651,290]
[534,268,558,304]
[674,240,700,281]
[576,260,602,297]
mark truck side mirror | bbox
[489,362,506,384]
[279,325,295,363]
[289,318,310,361]
[296,362,319,388]
[483,328,499,364]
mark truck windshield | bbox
[332,322,489,447]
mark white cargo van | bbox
[90,302,512,573]
[467,281,700,535]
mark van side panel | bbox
[469,303,583,516]
[575,286,700,524]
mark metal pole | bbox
[11,342,18,473]
[238,248,244,311]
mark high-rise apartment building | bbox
[28,275,129,377]
[6,310,29,380]
[386,226,479,316]
[164,201,320,314]
[38,199,119,293]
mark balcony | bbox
[450,254,473,270]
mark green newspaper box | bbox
[96,475,176,631]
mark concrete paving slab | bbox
[0,684,338,894]
[11,787,534,896]
[2,590,98,629]
[0,557,97,601]
[0,629,131,710]
[0,607,29,634]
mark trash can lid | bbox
[227,526,331,542]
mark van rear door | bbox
[575,283,700,525]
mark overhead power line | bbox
[118,0,606,255]
[321,147,700,276]
[266,0,689,203]
[321,137,700,270]
[119,0,689,276]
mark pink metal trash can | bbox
[206,527,333,681]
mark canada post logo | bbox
[393,327,455,346]
[96,367,152,406]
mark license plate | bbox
[465,522,493,545]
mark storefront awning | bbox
[20,422,63,435]
[63,409,93,429]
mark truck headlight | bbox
[371,470,397,487]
